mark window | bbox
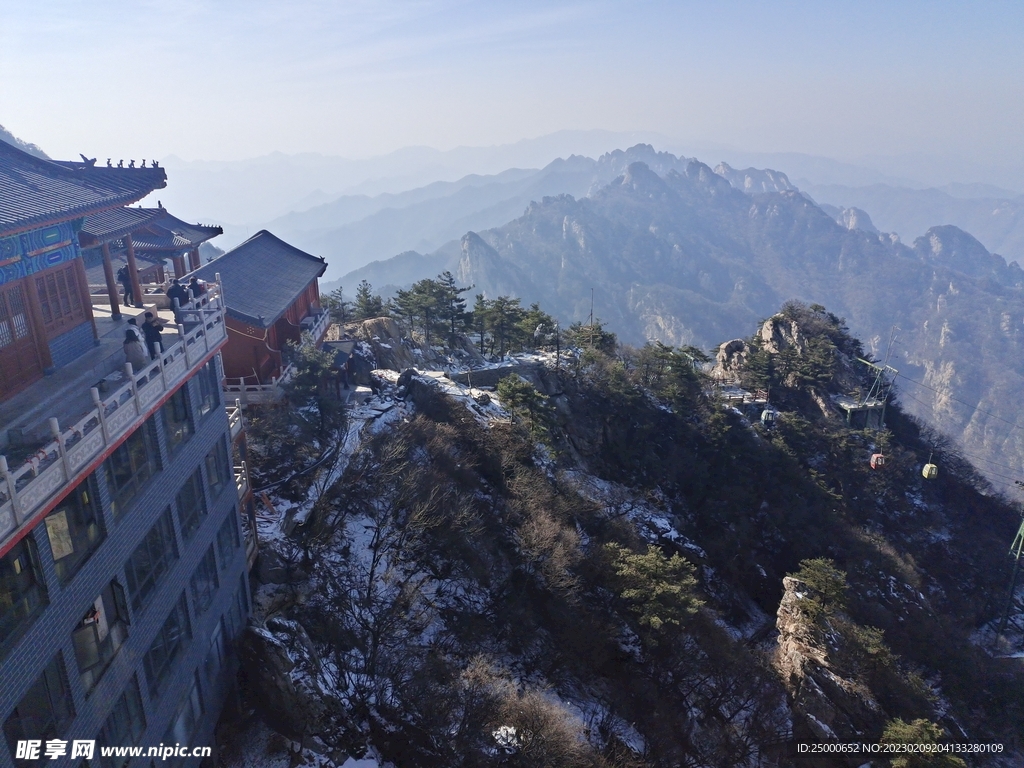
[0,537,47,654]
[189,546,219,616]
[176,469,207,542]
[163,673,202,763]
[35,264,86,336]
[203,620,227,686]
[3,654,74,757]
[162,387,192,454]
[205,440,231,500]
[71,581,130,694]
[240,497,256,552]
[143,594,190,698]
[225,577,248,641]
[104,420,157,518]
[44,478,104,584]
[196,359,220,418]
[0,282,30,348]
[94,677,146,768]
[215,512,240,571]
[124,509,178,613]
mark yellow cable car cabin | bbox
[922,463,938,480]
[870,453,886,469]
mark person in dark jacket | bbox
[188,277,205,300]
[141,311,165,360]
[117,264,134,306]
[166,278,189,308]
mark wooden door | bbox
[0,281,44,398]
[35,264,87,339]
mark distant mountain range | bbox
[803,182,1024,268]
[340,152,1024,491]
[0,124,48,159]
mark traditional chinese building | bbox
[80,209,223,311]
[0,141,252,768]
[189,230,330,403]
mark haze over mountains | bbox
[343,150,1024,492]
[89,129,1022,285]
[5,124,1024,487]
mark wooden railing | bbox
[0,285,228,550]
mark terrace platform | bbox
[0,285,227,552]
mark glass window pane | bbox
[143,594,190,698]
[0,538,48,654]
[176,469,207,542]
[162,387,192,454]
[3,654,74,754]
[45,478,105,584]
[189,546,219,616]
[125,509,177,613]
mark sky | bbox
[0,0,1022,174]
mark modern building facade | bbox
[0,142,252,767]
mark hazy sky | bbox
[1,0,1022,168]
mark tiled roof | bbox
[80,208,222,252]
[141,211,222,251]
[80,207,165,246]
[190,230,326,327]
[0,141,166,236]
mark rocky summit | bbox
[346,149,1024,493]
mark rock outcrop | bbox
[774,576,885,758]
[239,617,340,743]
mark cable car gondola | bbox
[870,453,886,470]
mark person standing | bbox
[166,278,189,308]
[188,276,205,300]
[123,328,148,371]
[141,311,165,360]
[117,264,134,306]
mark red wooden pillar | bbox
[101,242,121,319]
[172,255,185,278]
[73,257,98,341]
[124,234,143,308]
[189,247,200,271]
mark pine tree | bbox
[353,280,385,320]
[473,294,489,355]
[436,271,472,344]
[322,286,350,324]
[486,296,525,356]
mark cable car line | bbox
[893,372,1024,431]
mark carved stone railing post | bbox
[91,387,109,443]
[0,456,19,522]
[50,418,71,482]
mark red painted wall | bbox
[220,278,320,383]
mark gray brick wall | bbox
[0,354,250,768]
[47,322,96,372]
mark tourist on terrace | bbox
[188,276,205,299]
[123,328,148,371]
[117,263,134,306]
[142,311,165,360]
[167,278,189,309]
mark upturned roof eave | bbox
[0,180,167,239]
